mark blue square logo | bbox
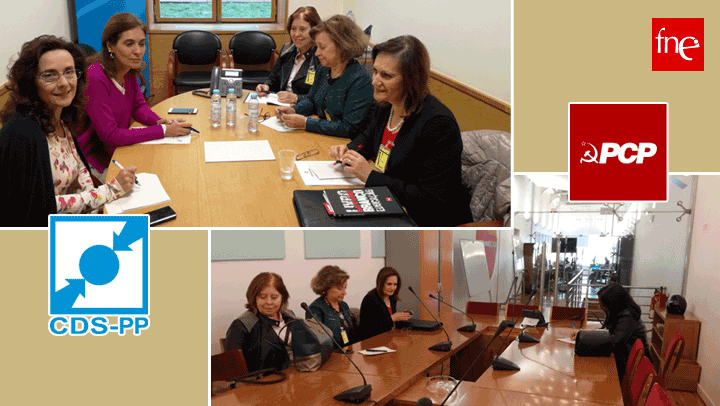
[49,215,149,316]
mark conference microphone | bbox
[300,302,371,404]
[491,290,540,371]
[408,286,452,352]
[415,397,432,406]
[428,293,477,333]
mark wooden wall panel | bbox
[418,231,454,321]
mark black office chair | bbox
[167,30,222,95]
[75,43,97,58]
[227,31,276,90]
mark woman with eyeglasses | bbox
[78,12,192,182]
[0,35,137,226]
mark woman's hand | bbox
[165,120,193,137]
[156,118,181,125]
[570,331,580,341]
[275,106,296,117]
[391,311,412,322]
[279,113,307,129]
[114,166,137,193]
[329,145,349,161]
[277,91,298,104]
[256,84,270,96]
[340,150,373,183]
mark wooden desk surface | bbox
[474,325,623,405]
[107,90,352,227]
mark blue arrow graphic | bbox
[113,217,145,251]
[51,279,86,313]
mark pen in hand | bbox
[112,159,140,186]
[173,120,199,134]
[334,144,363,166]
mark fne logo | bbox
[652,18,703,71]
[569,103,668,202]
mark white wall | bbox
[684,176,720,406]
[210,230,384,355]
[1,0,72,81]
[344,0,511,103]
[630,175,694,295]
[288,0,343,22]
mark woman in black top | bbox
[256,6,321,104]
[359,267,411,340]
[225,272,295,372]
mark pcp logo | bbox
[49,215,150,336]
[569,103,668,202]
[579,141,657,164]
[652,18,703,71]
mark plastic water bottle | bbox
[347,10,356,22]
[210,89,221,128]
[248,92,259,133]
[226,88,236,127]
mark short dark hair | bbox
[245,272,290,314]
[286,6,322,34]
[310,15,367,61]
[372,35,430,115]
[311,265,349,297]
[374,267,401,301]
[0,35,87,134]
[89,12,147,77]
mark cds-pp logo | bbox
[652,18,703,71]
[48,215,150,336]
[569,103,668,202]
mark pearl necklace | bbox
[387,106,404,133]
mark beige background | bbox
[0,229,208,405]
[514,1,717,172]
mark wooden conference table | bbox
[106,90,353,227]
[212,311,622,406]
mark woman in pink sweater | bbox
[78,13,192,181]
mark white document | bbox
[520,317,540,327]
[359,346,396,356]
[558,337,576,345]
[138,134,191,145]
[259,116,301,133]
[296,161,365,186]
[204,140,275,162]
[105,173,170,214]
[306,160,356,180]
[245,92,291,106]
[586,321,603,330]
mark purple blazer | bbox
[78,63,163,172]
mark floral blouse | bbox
[48,128,126,213]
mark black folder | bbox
[293,190,417,227]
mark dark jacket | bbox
[225,310,295,372]
[347,95,473,226]
[293,58,373,138]
[264,44,320,102]
[359,289,397,341]
[605,307,651,379]
[0,115,90,227]
[306,297,355,347]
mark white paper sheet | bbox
[359,346,396,356]
[520,317,540,327]
[558,337,576,345]
[245,92,291,106]
[204,140,275,162]
[306,160,357,180]
[259,116,300,133]
[296,161,365,186]
[138,134,192,145]
[105,173,171,214]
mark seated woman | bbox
[78,12,192,181]
[275,15,373,138]
[329,36,473,226]
[359,267,411,340]
[573,284,651,379]
[0,35,136,226]
[306,265,355,347]
[255,6,322,104]
[225,272,295,372]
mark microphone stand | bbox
[428,293,476,332]
[408,286,452,351]
[301,302,372,403]
[491,290,540,371]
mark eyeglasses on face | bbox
[37,68,83,84]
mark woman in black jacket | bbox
[225,272,295,372]
[329,35,472,226]
[359,267,411,340]
[256,6,321,104]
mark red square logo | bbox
[569,103,668,202]
[652,18,703,71]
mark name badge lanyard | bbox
[338,311,350,344]
[375,140,395,173]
